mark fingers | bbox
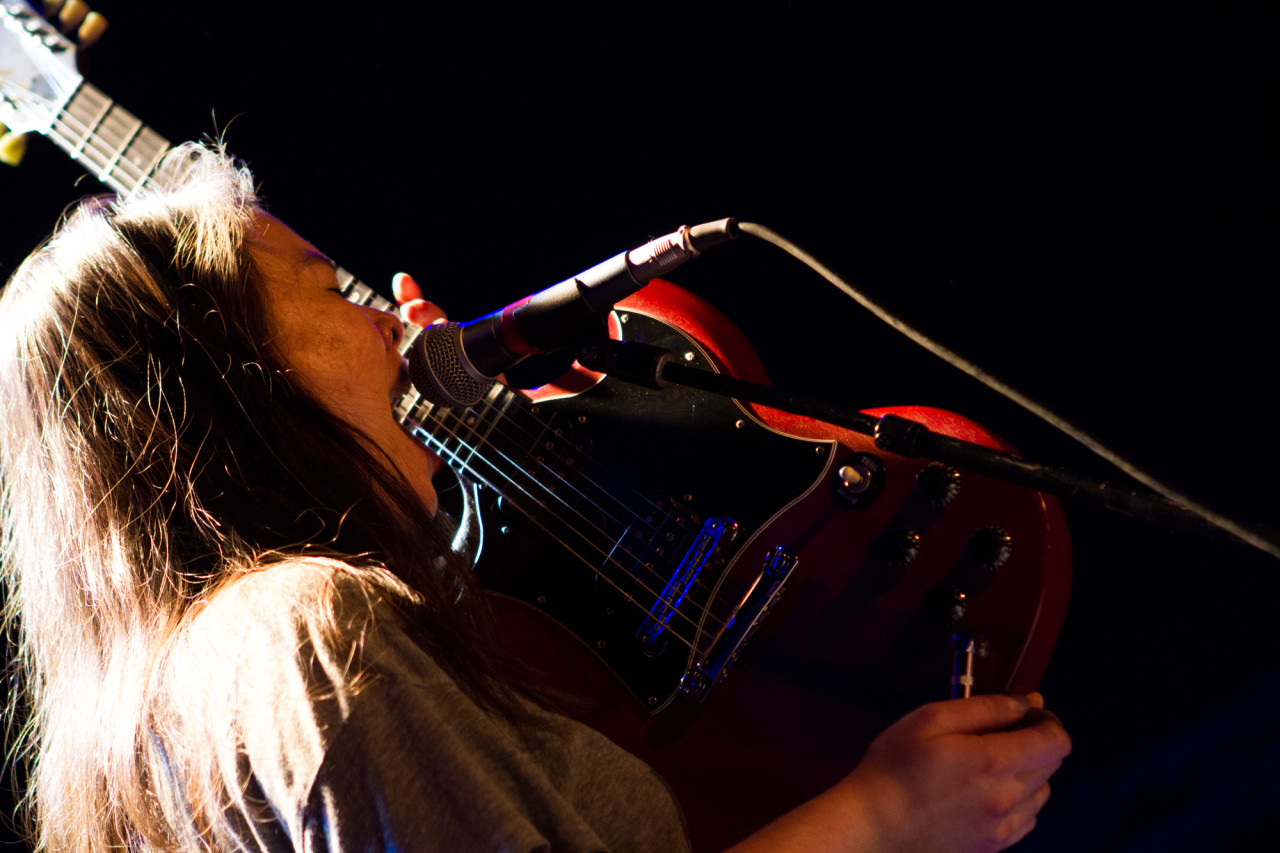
[391,272,423,303]
[392,272,447,327]
[1014,758,1063,795]
[913,694,1033,737]
[990,709,1073,771]
[995,782,1051,850]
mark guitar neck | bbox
[48,81,170,195]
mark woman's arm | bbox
[724,693,1070,853]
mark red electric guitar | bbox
[2,6,1071,848]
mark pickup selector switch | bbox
[969,526,1013,571]
[833,453,886,509]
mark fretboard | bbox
[48,81,170,195]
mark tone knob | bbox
[969,526,1013,571]
[917,463,961,506]
[925,584,967,632]
[877,527,922,568]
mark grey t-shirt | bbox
[157,560,691,852]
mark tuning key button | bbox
[877,527,922,568]
[0,132,28,168]
[917,463,961,506]
[78,11,109,48]
[58,0,89,31]
[969,526,1013,571]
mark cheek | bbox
[290,320,393,418]
[291,330,373,403]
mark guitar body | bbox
[476,280,1072,850]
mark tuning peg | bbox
[77,10,107,47]
[43,0,66,16]
[0,132,29,167]
[58,0,89,32]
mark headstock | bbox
[0,0,107,164]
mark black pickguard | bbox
[465,312,828,712]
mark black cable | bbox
[734,221,1280,561]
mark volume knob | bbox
[969,526,1013,571]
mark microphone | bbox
[407,219,738,407]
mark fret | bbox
[449,408,490,474]
[61,82,111,159]
[46,81,92,155]
[96,117,142,181]
[336,268,377,305]
[96,103,140,159]
[452,404,487,452]
[475,385,516,453]
[121,124,169,195]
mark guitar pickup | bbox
[638,516,736,647]
[680,545,799,700]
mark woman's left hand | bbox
[392,272,448,328]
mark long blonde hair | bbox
[1,145,511,850]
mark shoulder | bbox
[183,558,419,664]
[156,558,435,840]
[169,557,427,707]
[197,556,420,625]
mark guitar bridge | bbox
[680,545,798,700]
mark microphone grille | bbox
[407,322,490,408]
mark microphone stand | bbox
[577,339,1280,553]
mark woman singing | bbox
[0,144,1069,852]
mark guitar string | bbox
[348,283,707,554]
[353,291,735,635]
[47,112,146,193]
[429,395,730,626]
[393,349,735,624]
[452,396,732,617]
[420,388,736,631]
[422,403,692,619]
[410,407,708,650]
[42,104,733,646]
[46,99,154,194]
[408,394,729,647]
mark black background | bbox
[3,3,1278,850]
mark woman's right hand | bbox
[726,693,1071,853]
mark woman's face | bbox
[248,213,441,514]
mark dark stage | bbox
[2,4,1277,850]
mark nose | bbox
[366,306,406,350]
